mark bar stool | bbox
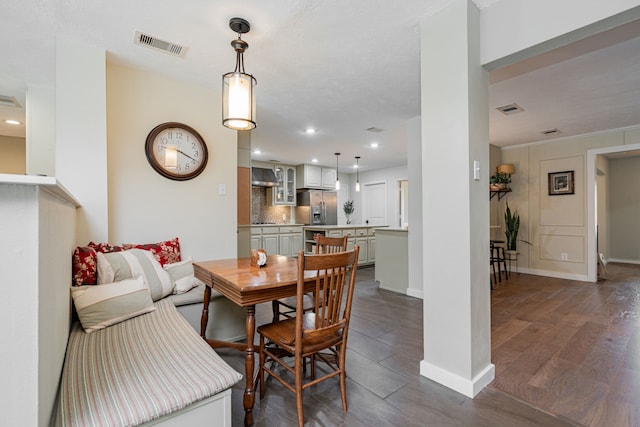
[490,240,508,287]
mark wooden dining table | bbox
[193,254,318,427]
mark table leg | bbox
[200,285,211,338]
[244,305,256,426]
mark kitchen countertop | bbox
[304,225,388,229]
[239,223,305,227]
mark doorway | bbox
[398,179,408,228]
[362,181,387,226]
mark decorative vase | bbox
[345,214,351,224]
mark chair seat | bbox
[276,293,316,312]
[258,313,343,354]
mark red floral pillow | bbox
[71,242,124,286]
[122,237,181,266]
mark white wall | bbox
[55,36,108,244]
[407,116,423,299]
[106,63,238,260]
[0,179,77,427]
[420,0,493,398]
[596,155,610,259]
[481,0,640,68]
[26,84,56,177]
[609,155,640,262]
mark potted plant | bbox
[490,172,511,190]
[343,200,354,224]
[504,202,530,252]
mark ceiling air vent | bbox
[134,31,187,58]
[496,103,524,115]
[366,127,383,133]
[540,128,561,136]
[0,95,22,108]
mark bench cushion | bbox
[54,299,242,427]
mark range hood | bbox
[251,167,278,187]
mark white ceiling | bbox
[1,0,639,172]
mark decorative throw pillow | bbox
[164,257,203,294]
[97,249,174,301]
[71,276,155,333]
[71,242,125,286]
[122,237,181,266]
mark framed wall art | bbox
[548,171,574,195]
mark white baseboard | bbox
[419,360,495,398]
[608,258,640,265]
[406,288,423,299]
[517,267,588,282]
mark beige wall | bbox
[609,155,640,262]
[0,135,26,174]
[500,126,639,279]
[106,63,238,261]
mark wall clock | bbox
[145,122,209,181]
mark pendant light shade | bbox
[355,156,360,192]
[335,153,340,190]
[222,18,257,131]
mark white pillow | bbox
[164,257,204,294]
[71,276,155,333]
[97,249,174,301]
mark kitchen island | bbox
[375,228,408,294]
[303,225,386,266]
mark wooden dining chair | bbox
[271,235,349,321]
[258,246,359,427]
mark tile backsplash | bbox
[251,187,293,224]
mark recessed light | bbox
[305,128,316,134]
[253,149,261,155]
[311,158,318,163]
[370,142,379,148]
[4,119,21,125]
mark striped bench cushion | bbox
[54,299,242,427]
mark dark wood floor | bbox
[216,266,592,427]
[490,262,640,427]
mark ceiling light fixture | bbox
[222,17,256,131]
[335,152,340,190]
[4,119,21,125]
[253,149,261,155]
[355,156,360,192]
[370,142,378,148]
[311,158,318,163]
[305,128,316,134]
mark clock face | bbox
[145,122,208,181]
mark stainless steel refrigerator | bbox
[295,190,337,225]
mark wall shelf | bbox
[490,188,512,200]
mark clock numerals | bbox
[145,122,208,181]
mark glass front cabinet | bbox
[272,164,296,206]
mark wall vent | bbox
[0,95,22,108]
[366,127,383,133]
[134,31,187,58]
[540,128,561,136]
[496,103,524,115]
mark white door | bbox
[363,182,387,226]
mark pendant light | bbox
[222,17,257,131]
[335,153,340,190]
[355,156,361,192]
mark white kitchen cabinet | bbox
[278,226,303,256]
[302,226,384,265]
[355,237,368,264]
[321,167,337,189]
[296,164,337,189]
[269,164,296,205]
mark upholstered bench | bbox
[53,299,242,427]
